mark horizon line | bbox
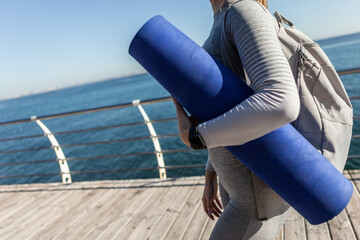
[1,30,359,102]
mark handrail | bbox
[32,118,71,183]
[0,148,198,167]
[65,149,196,162]
[0,134,179,154]
[0,96,172,127]
[133,99,167,179]
[0,117,177,143]
[337,67,360,76]
[0,164,207,180]
[3,131,360,155]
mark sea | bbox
[0,32,359,185]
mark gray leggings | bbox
[208,147,291,240]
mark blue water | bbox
[0,32,359,185]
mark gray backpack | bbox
[271,11,353,171]
[224,2,353,171]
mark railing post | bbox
[31,116,72,184]
[132,100,167,179]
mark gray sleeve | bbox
[198,0,300,148]
[205,158,215,172]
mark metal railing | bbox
[337,67,360,76]
[0,97,207,184]
[0,67,359,184]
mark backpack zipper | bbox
[299,50,319,70]
[299,49,319,79]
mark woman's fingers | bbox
[172,97,192,147]
[215,196,223,209]
[202,196,214,220]
[207,197,215,220]
[209,197,223,218]
[203,198,223,220]
[203,198,222,220]
[212,201,222,217]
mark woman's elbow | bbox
[279,93,300,123]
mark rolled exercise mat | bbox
[128,15,353,224]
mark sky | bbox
[1,0,360,100]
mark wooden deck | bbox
[0,170,359,240]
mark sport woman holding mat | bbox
[173,0,300,239]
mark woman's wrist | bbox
[188,125,207,149]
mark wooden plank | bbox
[44,189,112,239]
[284,209,306,240]
[53,188,120,240]
[96,179,168,240]
[126,179,185,240]
[33,180,127,239]
[305,221,330,240]
[147,177,202,240]
[110,179,174,240]
[200,218,217,240]
[328,209,356,240]
[24,184,117,240]
[0,190,48,223]
[182,200,208,239]
[70,186,137,239]
[1,190,65,239]
[0,190,62,232]
[3,189,77,240]
[345,171,360,239]
[163,184,204,240]
[0,192,18,206]
[45,188,127,239]
[77,186,142,239]
[80,178,171,240]
[349,169,360,194]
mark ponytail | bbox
[256,0,268,9]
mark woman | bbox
[173,0,300,239]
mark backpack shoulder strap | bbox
[273,11,295,29]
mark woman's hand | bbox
[172,97,198,147]
[202,170,223,220]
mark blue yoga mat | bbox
[128,15,353,224]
